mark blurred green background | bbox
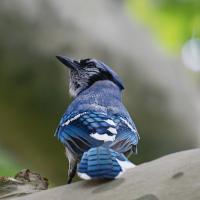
[0,0,200,185]
[127,0,200,52]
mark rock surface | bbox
[13,148,200,200]
[0,169,48,199]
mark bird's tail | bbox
[77,146,135,180]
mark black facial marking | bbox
[74,82,80,89]
[88,69,120,89]
[80,58,91,65]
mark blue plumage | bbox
[55,56,140,183]
[78,146,134,180]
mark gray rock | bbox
[0,169,48,199]
[13,148,200,200]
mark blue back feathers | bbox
[55,57,140,180]
[78,146,134,179]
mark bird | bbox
[55,56,140,184]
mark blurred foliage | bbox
[0,2,70,184]
[0,151,20,176]
[126,0,200,52]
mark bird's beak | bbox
[56,55,79,70]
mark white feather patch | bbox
[115,159,135,178]
[62,112,87,126]
[116,159,135,171]
[90,133,116,142]
[120,117,137,133]
[107,127,117,134]
[105,119,116,126]
[77,172,91,180]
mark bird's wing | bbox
[110,115,140,154]
[55,111,118,157]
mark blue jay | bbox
[55,56,140,184]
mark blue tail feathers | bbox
[77,146,135,180]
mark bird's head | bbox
[56,56,124,97]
